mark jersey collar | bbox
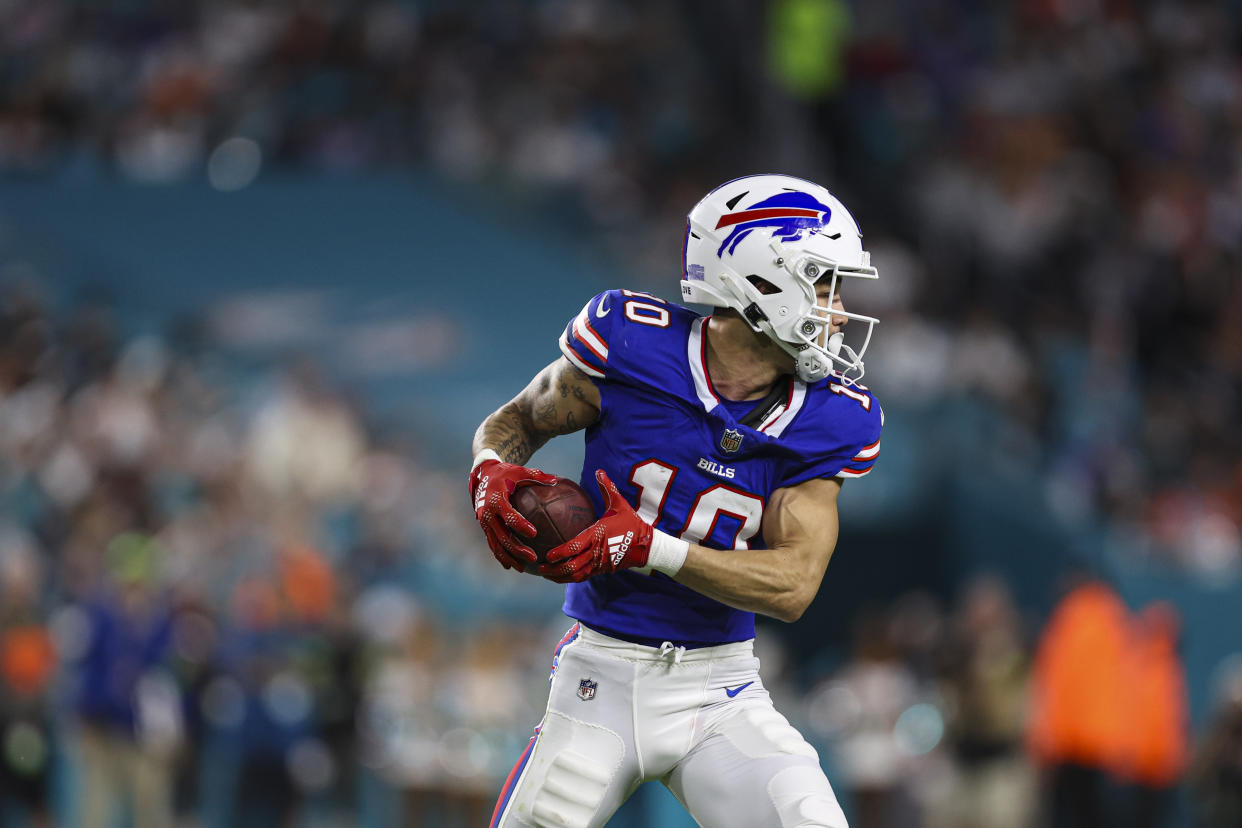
[688,317,722,412]
[687,317,807,436]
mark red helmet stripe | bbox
[715,207,821,230]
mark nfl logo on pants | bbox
[577,678,597,701]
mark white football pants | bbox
[490,623,848,828]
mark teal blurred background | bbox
[2,2,1241,826]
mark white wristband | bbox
[646,529,689,577]
[471,448,502,471]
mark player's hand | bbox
[539,470,654,583]
[470,458,558,571]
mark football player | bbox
[470,174,883,828]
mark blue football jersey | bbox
[557,289,883,645]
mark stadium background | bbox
[1,1,1240,826]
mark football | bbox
[510,476,598,566]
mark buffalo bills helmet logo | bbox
[715,191,833,257]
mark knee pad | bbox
[767,766,849,828]
[502,711,625,828]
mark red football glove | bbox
[539,470,654,583]
[469,458,558,571]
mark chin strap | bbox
[796,351,833,383]
[789,331,866,384]
[756,317,832,382]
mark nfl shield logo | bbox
[720,428,743,454]
[577,678,597,701]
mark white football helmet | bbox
[681,174,879,384]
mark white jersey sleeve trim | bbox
[853,439,881,461]
[559,330,605,378]
[572,305,610,361]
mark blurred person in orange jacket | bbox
[1116,602,1188,828]
[1026,577,1129,828]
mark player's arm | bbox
[674,477,841,622]
[469,357,601,571]
[540,472,843,623]
[471,355,601,464]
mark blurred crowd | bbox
[2,0,1239,575]
[3,0,1242,825]
[801,576,1242,828]
[0,279,572,826]
[2,277,1242,825]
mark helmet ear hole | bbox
[745,275,781,296]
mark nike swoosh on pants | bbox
[724,681,754,698]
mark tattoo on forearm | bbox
[475,405,540,465]
[474,360,599,466]
[495,432,532,464]
[535,398,557,429]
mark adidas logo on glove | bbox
[473,476,488,512]
[608,531,634,566]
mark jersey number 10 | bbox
[630,460,765,550]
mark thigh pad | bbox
[500,711,627,828]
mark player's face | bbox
[814,282,848,340]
